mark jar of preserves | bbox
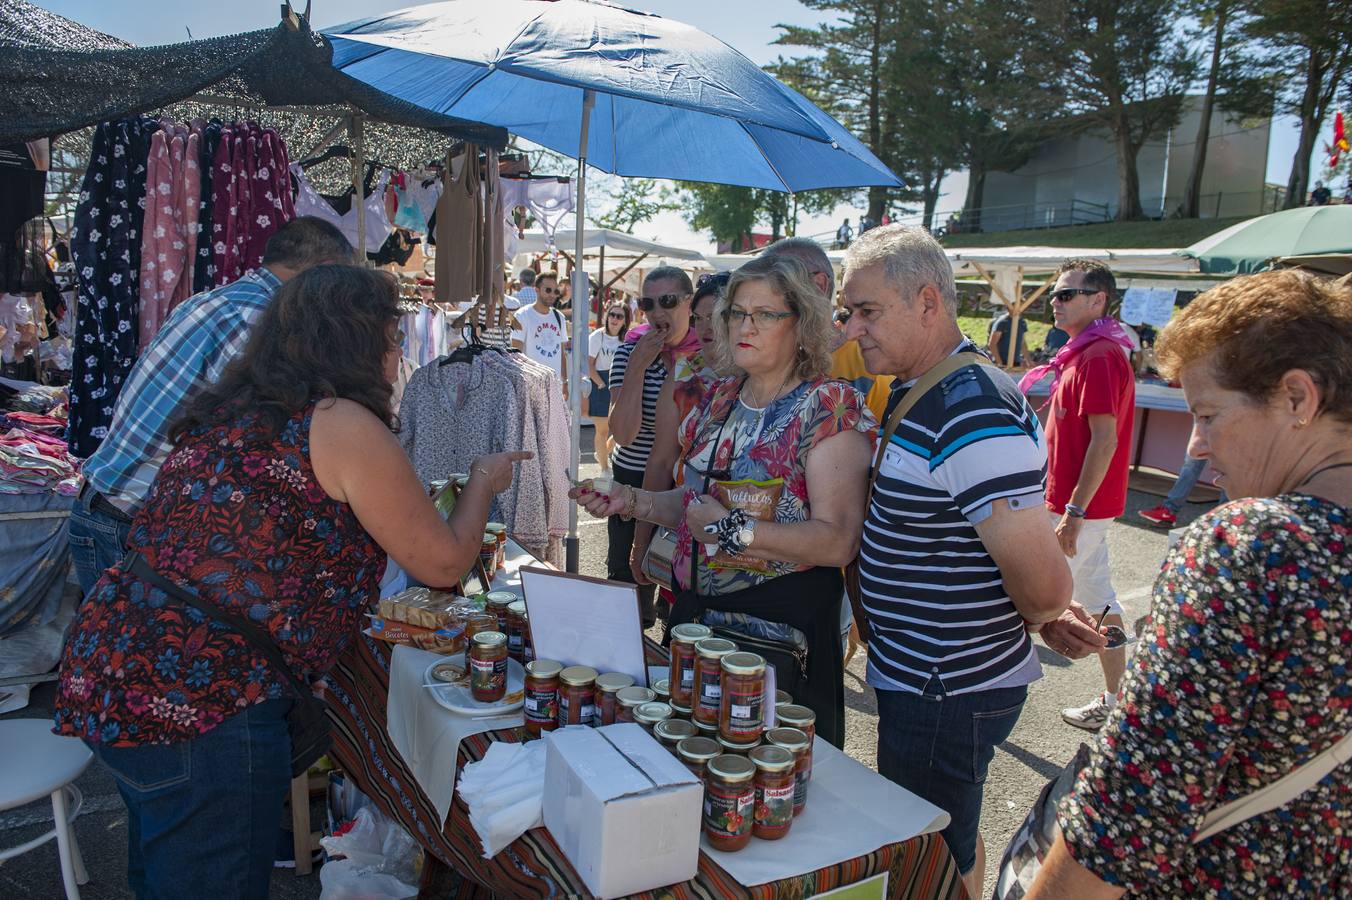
[718,734,761,756]
[614,686,655,723]
[486,522,507,571]
[764,727,811,816]
[668,700,692,720]
[676,736,720,783]
[652,678,670,705]
[718,652,767,746]
[774,704,816,813]
[774,690,793,706]
[667,623,710,708]
[485,591,517,633]
[694,717,719,740]
[749,746,796,840]
[465,610,498,638]
[654,718,698,755]
[692,638,738,726]
[593,673,635,727]
[520,609,534,663]
[523,659,562,736]
[633,701,673,733]
[468,631,508,703]
[558,666,598,727]
[505,600,528,662]
[478,533,498,575]
[703,755,756,852]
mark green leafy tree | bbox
[679,183,840,248]
[594,178,679,234]
[1035,0,1199,220]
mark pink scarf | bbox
[624,322,702,366]
[1018,318,1136,399]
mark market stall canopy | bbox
[0,6,507,148]
[1274,253,1352,277]
[1178,205,1352,276]
[322,0,902,192]
[0,0,130,51]
[946,247,1199,276]
[517,228,704,261]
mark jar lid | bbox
[485,591,518,605]
[559,665,598,686]
[707,754,755,783]
[467,610,496,623]
[774,690,793,705]
[720,651,766,676]
[676,736,721,763]
[654,719,698,743]
[694,717,719,735]
[507,600,527,615]
[472,631,507,649]
[486,522,507,533]
[481,532,496,542]
[764,727,810,753]
[669,701,692,715]
[749,745,795,772]
[616,686,656,707]
[693,637,738,658]
[774,703,816,727]
[652,678,670,698]
[595,673,635,694]
[633,702,673,725]
[526,659,563,678]
[670,623,712,644]
[718,734,761,753]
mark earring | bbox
[1297,418,1309,428]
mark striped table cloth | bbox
[326,633,966,900]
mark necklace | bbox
[1297,461,1352,490]
[742,371,796,410]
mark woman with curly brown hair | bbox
[1026,269,1352,899]
[53,265,530,900]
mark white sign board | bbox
[520,567,649,687]
[1120,287,1177,327]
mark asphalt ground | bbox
[0,424,1212,898]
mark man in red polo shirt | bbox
[1039,259,1137,730]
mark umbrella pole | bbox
[566,89,596,573]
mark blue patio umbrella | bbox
[322,0,902,569]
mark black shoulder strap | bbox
[124,552,311,701]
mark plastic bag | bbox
[318,807,421,900]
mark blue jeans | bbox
[89,700,293,900]
[875,683,1027,875]
[1164,455,1227,514]
[68,492,132,595]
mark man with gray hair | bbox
[840,224,1087,898]
[516,267,538,305]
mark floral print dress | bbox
[1058,495,1352,897]
[54,404,383,746]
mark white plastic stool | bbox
[0,719,92,900]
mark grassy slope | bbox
[941,216,1248,249]
[957,314,1052,351]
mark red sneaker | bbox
[1138,505,1177,527]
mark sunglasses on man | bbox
[637,292,690,311]
[539,285,560,295]
[1049,287,1101,303]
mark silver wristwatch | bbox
[735,518,756,550]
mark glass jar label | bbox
[703,786,754,838]
[679,658,696,688]
[724,687,763,734]
[508,632,524,651]
[698,669,722,707]
[470,656,507,694]
[524,686,557,723]
[755,783,795,830]
[793,770,808,809]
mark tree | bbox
[679,183,839,248]
[1036,0,1199,220]
[594,178,678,234]
[1181,1,1235,217]
[1230,0,1352,208]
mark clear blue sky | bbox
[39,1,1311,245]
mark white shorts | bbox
[1050,511,1121,617]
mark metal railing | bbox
[889,197,1112,236]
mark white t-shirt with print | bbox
[588,328,621,374]
[513,305,568,377]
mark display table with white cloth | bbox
[326,540,966,899]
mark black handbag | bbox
[125,552,332,777]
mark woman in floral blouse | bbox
[54,266,529,899]
[574,254,875,746]
[1026,270,1352,898]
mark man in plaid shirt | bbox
[70,217,353,592]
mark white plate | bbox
[422,654,526,716]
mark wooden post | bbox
[348,113,367,265]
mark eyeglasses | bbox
[832,309,851,324]
[725,308,796,328]
[539,286,560,295]
[638,292,690,311]
[606,312,626,320]
[1049,288,1100,303]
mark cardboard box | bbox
[543,723,702,898]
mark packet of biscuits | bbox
[366,616,467,655]
[376,587,463,631]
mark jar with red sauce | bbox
[468,631,508,703]
[485,591,517,633]
[667,623,710,708]
[718,652,766,746]
[593,673,635,726]
[633,701,673,734]
[703,755,756,852]
[676,735,720,783]
[763,727,810,815]
[654,718,698,755]
[749,745,795,840]
[773,705,816,814]
[465,611,498,639]
[505,600,528,662]
[523,659,562,736]
[557,666,598,727]
[614,686,654,723]
[692,638,737,727]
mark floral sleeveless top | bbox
[55,403,384,746]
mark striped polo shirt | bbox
[607,340,666,473]
[861,342,1047,696]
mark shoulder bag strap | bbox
[1192,728,1352,844]
[846,351,992,642]
[124,551,313,702]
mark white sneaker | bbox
[1062,692,1114,731]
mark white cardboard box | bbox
[543,723,702,899]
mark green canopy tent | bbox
[1178,205,1352,276]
